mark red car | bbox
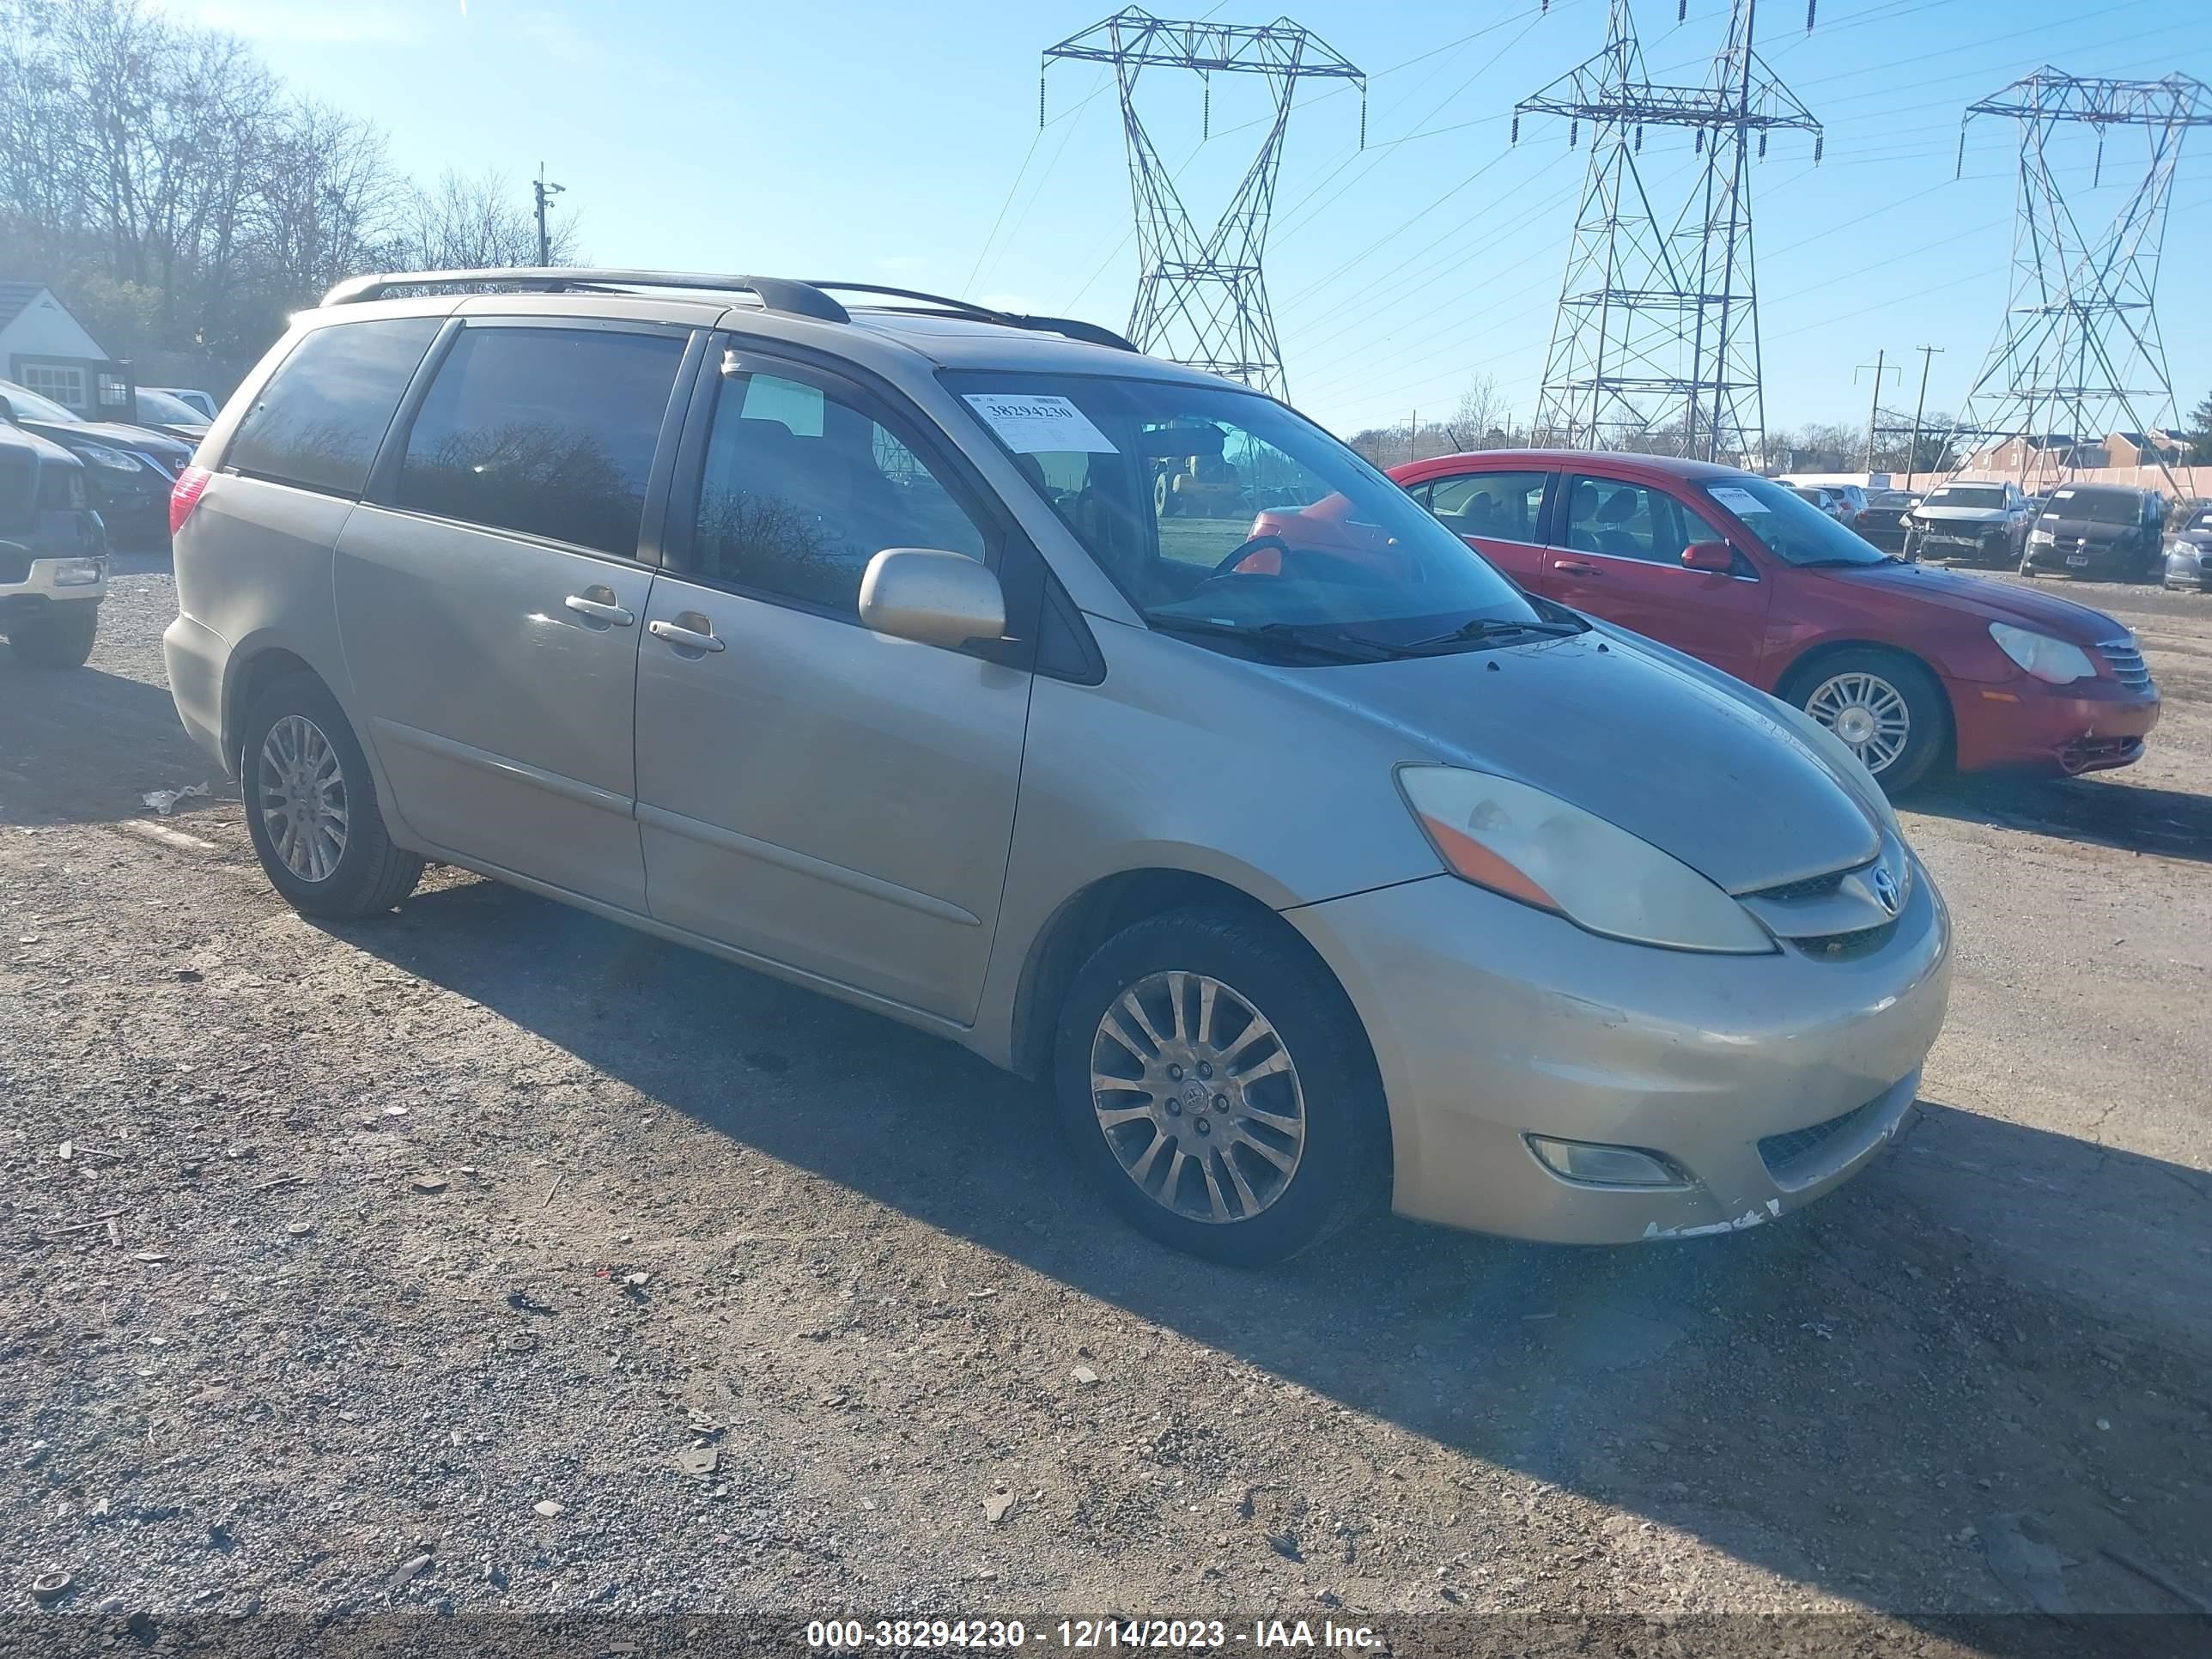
[1369,451,2159,791]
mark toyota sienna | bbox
[164,269,1951,1263]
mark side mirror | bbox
[1680,539,1735,574]
[859,548,1006,652]
[0,395,15,424]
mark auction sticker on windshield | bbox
[1710,486,1769,514]
[963,393,1120,454]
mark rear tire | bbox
[1052,905,1389,1266]
[1790,648,1949,796]
[7,603,98,668]
[240,672,422,920]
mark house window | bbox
[19,363,87,410]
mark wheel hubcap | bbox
[1805,671,1911,775]
[257,714,349,882]
[1089,969,1306,1225]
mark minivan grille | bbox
[0,550,30,585]
[1758,1097,1880,1183]
[1748,868,1849,903]
[2096,639,2151,691]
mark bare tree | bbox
[394,169,578,270]
[1443,375,1513,452]
[0,0,570,364]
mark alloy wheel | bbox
[1088,969,1307,1225]
[1805,671,1911,775]
[257,714,349,882]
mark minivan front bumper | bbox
[1286,866,1951,1243]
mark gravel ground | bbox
[2,562,2209,1649]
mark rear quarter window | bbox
[223,317,444,496]
[394,325,686,558]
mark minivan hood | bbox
[1913,504,2008,525]
[1810,558,2126,643]
[1291,632,1881,894]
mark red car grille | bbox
[2095,639,2152,692]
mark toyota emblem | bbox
[1872,865,1899,915]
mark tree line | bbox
[0,0,578,367]
[1341,377,1961,477]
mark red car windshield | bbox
[944,371,1545,654]
[1699,475,1895,567]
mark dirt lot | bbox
[3,563,2209,1650]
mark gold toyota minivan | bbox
[164,269,1950,1264]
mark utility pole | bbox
[1904,343,1943,489]
[532,163,565,266]
[1856,350,1899,475]
[1409,408,1418,465]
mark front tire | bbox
[1052,906,1389,1266]
[1791,648,1949,795]
[240,672,422,920]
[7,603,98,668]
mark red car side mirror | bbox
[1680,539,1735,574]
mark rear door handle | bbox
[564,590,635,626]
[648,616,726,653]
[1551,558,1599,576]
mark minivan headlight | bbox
[1395,765,1774,954]
[1989,622,2094,684]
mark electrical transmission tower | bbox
[1945,70,2212,495]
[1519,0,1820,462]
[1042,7,1364,398]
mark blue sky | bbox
[195,0,2209,440]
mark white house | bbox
[0,283,127,419]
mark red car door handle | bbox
[1551,558,1599,576]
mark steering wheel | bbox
[1206,534,1293,579]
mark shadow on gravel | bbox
[330,878,2212,1640]
[1911,770,2212,866]
[0,657,222,828]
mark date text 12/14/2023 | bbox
[805,1619,1382,1650]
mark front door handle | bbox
[565,588,635,627]
[648,615,726,653]
[1551,558,1599,576]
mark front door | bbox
[1541,473,1771,684]
[633,347,1033,1024]
[1415,468,1555,592]
[337,319,693,910]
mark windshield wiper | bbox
[1398,615,1587,653]
[1143,614,1398,664]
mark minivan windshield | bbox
[1697,474,1893,567]
[942,371,1550,658]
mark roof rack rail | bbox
[315,267,1139,354]
[318,268,852,323]
[800,282,1139,354]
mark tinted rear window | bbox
[225,317,442,495]
[396,325,685,557]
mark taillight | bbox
[169,465,211,537]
